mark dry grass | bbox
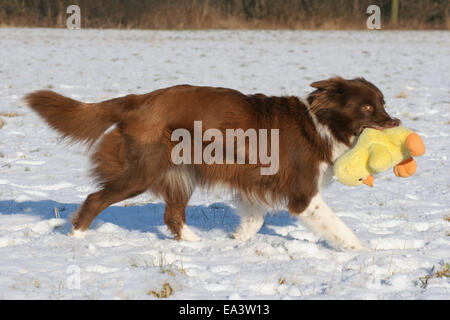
[148,282,174,298]
[121,202,147,207]
[396,91,410,99]
[418,263,450,288]
[0,0,447,30]
[0,112,19,117]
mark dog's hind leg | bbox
[70,184,147,238]
[159,166,199,241]
[163,201,200,242]
[70,127,176,238]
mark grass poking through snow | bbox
[418,263,450,289]
[148,283,174,298]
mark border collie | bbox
[25,77,400,250]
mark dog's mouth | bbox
[358,118,401,135]
[358,124,386,134]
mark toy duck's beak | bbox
[363,175,374,187]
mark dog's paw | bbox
[178,225,201,242]
[231,230,254,242]
[68,229,87,239]
[231,232,246,242]
[340,241,370,252]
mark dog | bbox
[25,76,400,250]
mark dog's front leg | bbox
[232,196,267,242]
[291,193,367,251]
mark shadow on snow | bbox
[0,199,298,240]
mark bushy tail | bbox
[24,91,136,146]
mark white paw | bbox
[68,229,87,239]
[232,223,259,242]
[342,243,369,252]
[336,238,369,252]
[231,230,252,242]
[179,225,201,242]
[231,215,265,243]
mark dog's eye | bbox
[361,105,374,112]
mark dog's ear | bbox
[310,77,346,94]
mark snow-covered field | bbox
[0,28,449,299]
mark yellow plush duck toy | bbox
[334,125,425,187]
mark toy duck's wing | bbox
[368,143,392,173]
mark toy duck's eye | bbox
[358,178,363,181]
[361,105,374,112]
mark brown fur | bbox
[24,77,399,239]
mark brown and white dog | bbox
[25,77,400,250]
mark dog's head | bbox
[308,77,400,138]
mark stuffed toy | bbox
[334,125,425,187]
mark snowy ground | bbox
[0,28,449,299]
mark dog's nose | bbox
[385,118,401,128]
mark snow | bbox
[0,28,449,299]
